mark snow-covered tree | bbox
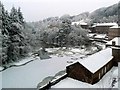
[57,17,72,47]
[10,6,19,23]
[1,4,29,66]
[17,7,24,24]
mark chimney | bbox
[112,41,116,46]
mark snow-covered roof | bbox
[79,48,113,73]
[88,33,95,37]
[80,22,88,25]
[92,23,117,27]
[110,25,120,29]
[88,34,106,39]
[106,37,120,46]
[72,20,88,25]
[68,48,113,73]
[94,34,106,39]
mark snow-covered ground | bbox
[106,37,120,46]
[0,72,2,90]
[2,47,93,88]
[0,67,4,71]
[10,56,39,66]
[52,67,118,88]
[0,56,39,72]
[88,33,106,38]
[94,34,106,39]
[1,47,114,89]
[88,33,108,40]
[46,47,99,56]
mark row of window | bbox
[99,64,109,79]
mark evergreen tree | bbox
[10,6,19,23]
[18,7,24,24]
[1,4,29,66]
[1,3,11,65]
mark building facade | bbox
[91,23,117,34]
[67,38,120,84]
[108,26,120,40]
[66,48,114,84]
[66,59,113,84]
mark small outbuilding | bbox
[66,48,113,84]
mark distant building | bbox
[89,26,96,33]
[80,23,89,29]
[108,25,120,40]
[92,23,117,34]
[72,21,89,29]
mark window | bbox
[102,69,103,75]
[105,67,106,73]
[99,73,101,79]
[107,64,109,69]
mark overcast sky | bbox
[1,0,119,22]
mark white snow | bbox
[106,37,120,46]
[72,20,87,25]
[11,56,39,66]
[51,73,67,83]
[46,47,97,57]
[0,47,103,88]
[88,33,107,39]
[52,67,118,88]
[112,68,118,78]
[0,72,2,90]
[110,25,120,28]
[80,48,113,73]
[92,23,117,27]
[70,48,82,53]
[94,34,106,39]
[88,33,96,37]
[0,67,4,71]
[69,48,113,73]
[46,48,60,53]
[1,55,70,88]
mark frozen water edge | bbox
[0,56,40,72]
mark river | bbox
[1,55,76,88]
